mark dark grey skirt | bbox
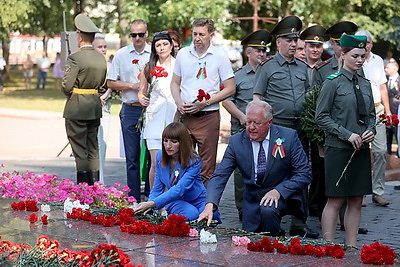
[324,146,372,197]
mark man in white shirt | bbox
[36,52,51,90]
[107,19,151,202]
[171,18,235,186]
[356,30,390,206]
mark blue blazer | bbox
[149,150,206,209]
[206,124,312,231]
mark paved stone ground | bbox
[1,107,400,265]
[2,157,400,253]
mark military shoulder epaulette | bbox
[326,72,342,80]
[234,67,243,73]
[315,59,331,70]
[259,55,273,66]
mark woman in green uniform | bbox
[316,34,375,246]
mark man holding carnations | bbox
[107,19,151,202]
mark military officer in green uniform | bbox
[222,30,271,220]
[299,24,327,218]
[299,25,327,83]
[253,16,309,131]
[253,15,319,239]
[315,34,375,246]
[312,21,358,88]
[62,14,107,185]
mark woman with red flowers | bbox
[138,31,176,190]
[134,122,208,221]
[316,34,375,246]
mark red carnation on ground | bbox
[260,238,274,252]
[314,246,326,257]
[41,214,49,225]
[303,244,315,255]
[29,213,38,223]
[25,200,39,211]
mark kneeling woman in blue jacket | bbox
[135,122,206,221]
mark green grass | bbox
[0,68,121,115]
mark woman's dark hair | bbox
[144,31,174,84]
[161,122,196,169]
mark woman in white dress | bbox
[138,31,176,189]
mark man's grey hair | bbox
[355,30,373,42]
[94,33,105,39]
[246,100,273,120]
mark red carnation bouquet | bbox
[361,242,397,265]
[136,66,168,130]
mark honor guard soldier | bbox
[299,25,327,82]
[222,29,271,220]
[312,21,358,88]
[62,14,107,185]
[299,24,327,218]
[253,16,319,239]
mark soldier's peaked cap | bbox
[75,14,100,33]
[324,21,358,40]
[241,30,271,50]
[300,25,327,44]
[270,16,302,38]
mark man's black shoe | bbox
[340,225,368,234]
[289,228,319,239]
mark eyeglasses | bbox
[130,32,146,38]
[154,31,169,37]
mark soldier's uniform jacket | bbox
[228,63,255,132]
[62,46,107,120]
[253,53,310,122]
[312,57,338,89]
[315,69,376,149]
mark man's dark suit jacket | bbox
[206,124,312,232]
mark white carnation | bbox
[200,229,217,244]
[63,197,90,214]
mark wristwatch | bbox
[205,99,211,106]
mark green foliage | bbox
[2,0,400,53]
[301,86,325,147]
[0,0,33,40]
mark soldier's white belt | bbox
[72,88,98,94]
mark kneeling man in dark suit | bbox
[198,100,312,236]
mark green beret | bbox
[340,34,367,48]
[325,21,357,41]
[241,30,271,50]
[270,16,302,38]
[300,25,327,44]
[75,14,100,33]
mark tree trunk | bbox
[116,0,129,48]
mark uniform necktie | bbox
[257,140,266,185]
[388,78,392,89]
[352,75,367,124]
